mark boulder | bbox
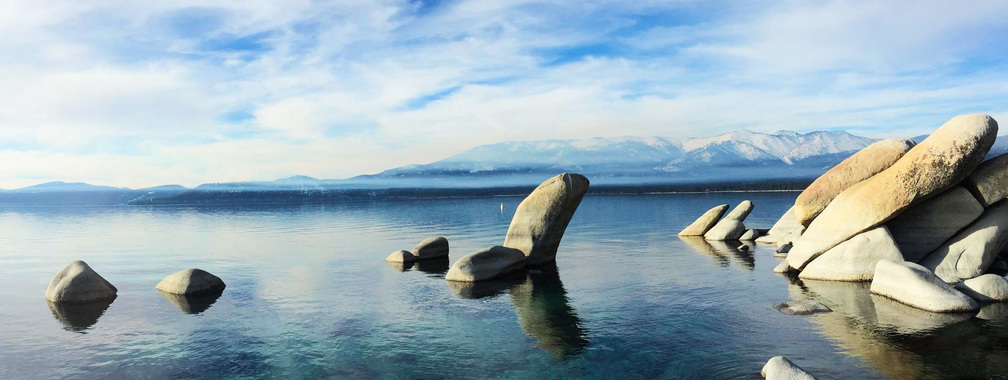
[886,186,984,262]
[919,200,1008,283]
[678,204,729,236]
[773,260,793,274]
[793,139,916,225]
[412,236,449,260]
[503,173,589,265]
[740,229,759,241]
[386,250,416,263]
[777,242,792,254]
[156,269,226,295]
[773,300,832,315]
[787,114,998,270]
[445,246,527,282]
[757,206,805,245]
[962,153,1008,207]
[798,227,903,282]
[956,274,1008,302]
[869,260,978,312]
[704,200,753,240]
[761,356,816,380]
[45,260,118,303]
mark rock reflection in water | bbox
[447,273,526,299]
[386,261,414,272]
[47,298,115,332]
[679,237,753,271]
[788,278,1008,379]
[415,257,450,275]
[158,289,224,314]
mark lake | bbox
[2,192,1007,379]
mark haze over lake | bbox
[3,192,1007,379]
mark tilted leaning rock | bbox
[793,139,915,226]
[962,153,1008,207]
[919,200,1008,283]
[704,200,753,241]
[45,260,118,303]
[678,204,729,236]
[503,173,589,265]
[798,226,902,282]
[412,236,449,260]
[156,269,226,295]
[886,186,984,262]
[869,259,979,313]
[445,246,527,282]
[787,114,998,270]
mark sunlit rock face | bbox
[703,200,753,241]
[761,356,816,380]
[869,260,978,313]
[412,236,449,260]
[445,246,527,282]
[678,204,728,237]
[798,227,902,282]
[504,173,589,265]
[757,206,804,246]
[156,268,226,296]
[45,260,118,303]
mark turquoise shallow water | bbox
[1,193,1008,379]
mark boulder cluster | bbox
[678,200,761,241]
[385,236,450,264]
[445,173,590,282]
[757,114,1008,313]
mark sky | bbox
[1,0,1007,189]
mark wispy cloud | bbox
[0,0,1006,188]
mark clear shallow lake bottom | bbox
[2,193,1008,379]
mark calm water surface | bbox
[2,193,1008,379]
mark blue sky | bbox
[0,0,1007,188]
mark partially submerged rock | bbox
[503,173,589,265]
[788,114,997,270]
[919,200,1008,283]
[386,250,416,263]
[678,204,729,237]
[956,274,1008,302]
[773,260,793,274]
[704,200,753,241]
[869,260,978,313]
[793,138,915,226]
[45,260,118,303]
[886,186,984,262]
[445,246,527,282]
[773,300,832,315]
[776,242,792,254]
[761,356,816,380]
[740,229,759,241]
[412,236,449,260]
[962,153,1008,207]
[798,227,902,282]
[155,269,226,295]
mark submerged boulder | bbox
[704,200,753,241]
[45,260,118,303]
[793,138,915,226]
[386,250,416,263]
[678,204,729,237]
[798,227,903,282]
[773,300,832,315]
[962,153,1008,207]
[412,236,449,260]
[956,274,1008,302]
[919,200,1008,283]
[788,114,997,270]
[155,269,226,295]
[761,356,816,380]
[503,173,589,265]
[445,246,527,282]
[886,186,984,262]
[869,260,978,313]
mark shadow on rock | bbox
[158,288,224,314]
[48,297,115,332]
[509,264,589,359]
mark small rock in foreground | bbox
[761,356,816,380]
[412,236,449,260]
[155,269,226,296]
[773,300,832,315]
[45,260,118,303]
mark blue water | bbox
[1,193,1007,379]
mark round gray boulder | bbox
[45,260,118,303]
[155,268,226,295]
[761,356,816,380]
[412,236,449,260]
[386,250,417,263]
[445,246,527,282]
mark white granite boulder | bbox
[869,259,978,312]
[773,260,793,274]
[798,227,903,282]
[704,200,753,241]
[757,206,805,245]
[678,204,729,237]
[788,114,997,270]
[412,236,449,260]
[962,153,1008,207]
[955,274,1008,302]
[156,269,226,295]
[445,246,527,282]
[919,200,1008,283]
[885,186,984,262]
[740,229,759,241]
[45,260,118,303]
[386,250,416,263]
[761,356,816,380]
[793,138,915,226]
[503,173,589,265]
